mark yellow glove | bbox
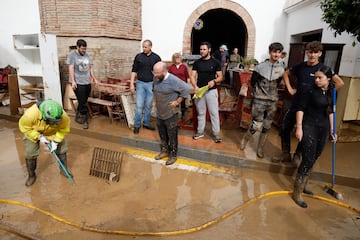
[192,85,209,99]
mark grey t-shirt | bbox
[66,50,92,85]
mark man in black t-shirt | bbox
[130,40,161,134]
[190,41,223,143]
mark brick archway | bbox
[182,0,255,58]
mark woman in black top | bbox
[292,65,337,208]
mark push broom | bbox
[324,87,343,200]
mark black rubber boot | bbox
[82,113,89,129]
[58,153,73,178]
[166,156,177,165]
[166,142,178,165]
[292,174,308,208]
[303,177,314,195]
[25,159,37,187]
[257,133,268,158]
[271,152,291,163]
[155,144,168,160]
[155,151,168,160]
[75,112,85,124]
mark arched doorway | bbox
[192,8,247,57]
[182,0,255,58]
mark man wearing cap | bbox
[213,44,229,81]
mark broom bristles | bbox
[324,185,344,200]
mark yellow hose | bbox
[1,191,359,236]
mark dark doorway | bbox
[191,8,247,57]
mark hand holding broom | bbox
[192,85,209,99]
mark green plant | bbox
[240,57,258,66]
[321,0,360,46]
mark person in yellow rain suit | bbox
[19,99,71,187]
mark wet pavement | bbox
[0,110,360,239]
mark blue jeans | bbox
[134,80,153,128]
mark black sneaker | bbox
[214,135,223,143]
[133,127,140,134]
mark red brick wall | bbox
[57,37,139,87]
[39,0,142,39]
[38,0,143,84]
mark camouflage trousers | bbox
[250,99,277,131]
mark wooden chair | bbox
[111,94,126,124]
[218,89,242,126]
[218,72,253,129]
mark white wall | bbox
[0,0,41,68]
[143,0,359,77]
[141,0,201,60]
[237,0,288,61]
[142,0,288,62]
[1,0,358,77]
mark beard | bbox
[157,74,165,81]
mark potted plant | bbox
[240,57,258,72]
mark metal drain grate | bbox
[89,147,123,182]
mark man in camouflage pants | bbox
[240,42,285,158]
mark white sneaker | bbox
[193,132,204,140]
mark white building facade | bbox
[142,0,359,77]
[0,0,359,122]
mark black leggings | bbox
[297,124,329,178]
[281,109,302,153]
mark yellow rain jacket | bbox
[19,103,70,143]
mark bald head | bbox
[153,61,168,81]
[153,61,167,72]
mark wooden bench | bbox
[69,96,121,123]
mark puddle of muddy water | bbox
[0,119,359,240]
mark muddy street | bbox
[0,119,359,240]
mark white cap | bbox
[220,44,228,51]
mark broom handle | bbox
[332,88,336,187]
[46,143,75,184]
